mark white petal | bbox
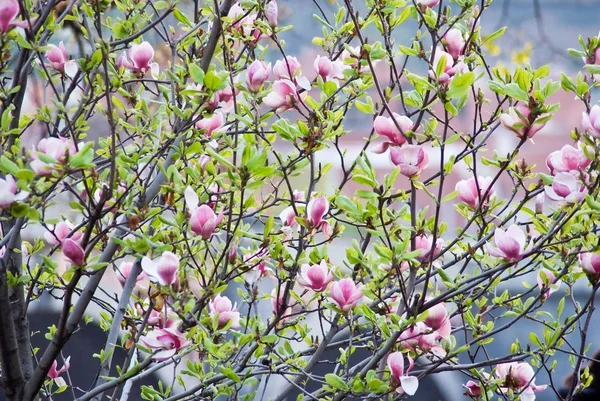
[64,60,78,78]
[184,187,199,211]
[400,376,419,396]
[150,62,160,79]
[141,257,158,281]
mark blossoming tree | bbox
[0,0,598,400]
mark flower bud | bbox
[62,238,85,266]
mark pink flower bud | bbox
[544,172,587,205]
[141,251,179,287]
[546,144,591,176]
[190,205,224,239]
[486,224,531,262]
[424,302,451,339]
[117,41,158,75]
[271,287,293,318]
[387,352,419,395]
[279,206,296,227]
[463,380,482,397]
[580,252,600,275]
[273,56,302,80]
[535,192,544,214]
[293,190,305,201]
[444,29,465,60]
[265,1,278,27]
[307,196,329,227]
[228,242,238,264]
[582,105,600,138]
[455,176,495,209]
[495,362,547,396]
[115,261,147,286]
[416,0,440,9]
[140,327,190,361]
[298,260,333,292]
[0,0,30,32]
[45,42,78,77]
[313,55,346,81]
[329,278,363,311]
[372,113,412,150]
[246,60,271,92]
[536,268,560,300]
[30,136,80,176]
[429,48,467,83]
[62,238,85,266]
[263,79,300,113]
[209,295,240,329]
[47,356,70,387]
[389,145,429,178]
[44,220,82,245]
[195,112,224,137]
[0,175,28,208]
[500,105,546,139]
[414,234,444,261]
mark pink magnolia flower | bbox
[387,352,419,395]
[463,380,482,397]
[416,0,440,9]
[263,79,301,113]
[372,113,412,152]
[195,112,224,137]
[329,278,364,311]
[30,136,80,176]
[140,327,191,361]
[314,55,346,81]
[115,261,147,286]
[209,295,240,329]
[141,251,179,286]
[44,221,82,245]
[47,356,70,387]
[246,60,271,92]
[579,252,600,275]
[62,238,85,266]
[495,362,547,401]
[536,268,560,300]
[444,28,465,60]
[271,287,293,318]
[424,302,451,339]
[307,196,329,227]
[389,145,429,178]
[0,175,28,208]
[273,56,311,90]
[544,172,587,204]
[227,2,245,28]
[117,41,159,76]
[279,206,297,227]
[546,144,591,176]
[582,105,600,138]
[0,0,30,32]
[298,260,333,292]
[429,48,467,83]
[455,176,495,209]
[145,306,178,328]
[244,250,274,284]
[535,192,544,214]
[399,322,446,356]
[185,186,224,239]
[500,105,546,139]
[265,0,278,27]
[414,234,444,261]
[207,85,239,113]
[45,42,77,77]
[486,224,531,262]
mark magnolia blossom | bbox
[416,0,440,9]
[115,261,147,286]
[263,79,301,113]
[145,305,178,328]
[495,362,547,401]
[30,136,80,176]
[207,85,238,113]
[535,192,545,214]
[47,356,70,387]
[463,380,482,397]
[185,186,224,239]
[0,175,28,209]
[414,234,444,261]
[279,206,297,227]
[500,105,546,139]
[429,48,467,83]
[580,252,600,275]
[0,0,30,32]
[455,176,495,209]
[209,295,240,329]
[546,144,591,176]
[246,60,271,92]
[44,42,77,77]
[140,327,190,361]
[306,196,329,227]
[487,224,531,262]
[244,250,274,284]
[273,56,311,90]
[372,113,412,152]
[314,55,346,82]
[62,239,84,266]
[545,172,587,204]
[271,287,293,318]
[44,221,82,245]
[387,352,419,395]
[444,28,465,60]
[195,112,224,137]
[298,260,333,292]
[265,0,278,27]
[399,321,446,357]
[582,105,600,138]
[424,302,451,339]
[117,41,159,76]
[536,268,560,300]
[141,251,179,286]
[389,145,429,178]
[329,278,363,311]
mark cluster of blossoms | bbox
[464,362,547,401]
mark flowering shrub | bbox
[0,0,599,400]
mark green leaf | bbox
[219,366,240,383]
[189,64,205,85]
[504,83,529,103]
[0,156,19,175]
[173,8,192,27]
[325,373,348,390]
[482,26,506,45]
[447,71,475,100]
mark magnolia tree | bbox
[1,0,600,400]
